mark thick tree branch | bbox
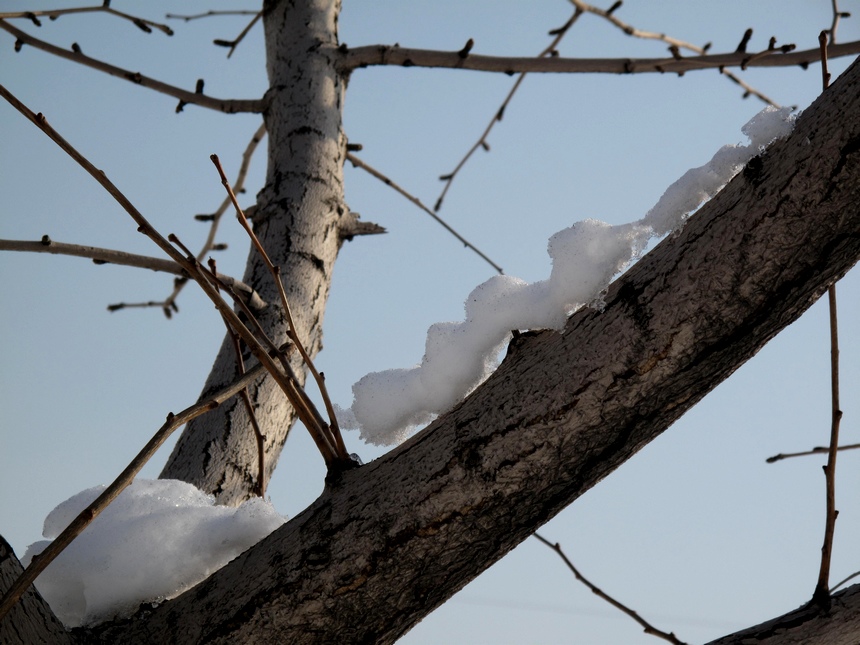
[341,40,860,75]
[0,19,263,113]
[85,57,860,644]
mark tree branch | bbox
[341,40,860,75]
[0,6,174,36]
[84,55,860,645]
[346,152,503,273]
[534,533,689,645]
[0,19,263,113]
[0,237,267,313]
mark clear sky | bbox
[1,1,858,643]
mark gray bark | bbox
[707,585,860,645]
[159,0,349,504]
[0,536,75,645]
[81,54,860,645]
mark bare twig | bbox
[567,1,780,104]
[210,154,352,466]
[811,32,842,606]
[433,8,582,212]
[212,12,262,58]
[209,256,267,498]
[0,19,263,113]
[766,443,860,463]
[345,153,503,274]
[0,236,267,314]
[829,0,851,43]
[166,10,260,21]
[534,533,689,645]
[0,358,274,623]
[0,6,173,35]
[146,122,268,317]
[340,40,860,76]
[831,571,860,593]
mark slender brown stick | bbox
[210,154,350,464]
[345,153,503,274]
[766,443,859,463]
[0,360,272,623]
[812,31,842,606]
[151,122,268,317]
[534,533,689,645]
[568,0,780,105]
[213,12,262,58]
[831,570,860,593]
[166,10,260,21]
[434,8,582,213]
[210,257,267,498]
[0,6,174,35]
[0,237,266,313]
[0,20,262,113]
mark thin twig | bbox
[0,6,173,35]
[831,570,860,593]
[534,533,689,645]
[210,257,267,498]
[568,0,780,105]
[829,0,850,43]
[0,359,274,623]
[433,8,582,213]
[150,122,268,317]
[812,31,842,607]
[213,12,262,59]
[0,237,266,313]
[210,154,351,465]
[345,153,503,274]
[0,19,263,113]
[165,10,260,21]
[766,443,860,463]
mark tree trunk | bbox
[159,0,349,505]
[82,55,860,645]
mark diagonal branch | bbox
[340,40,860,75]
[534,533,689,645]
[346,152,503,274]
[434,8,582,213]
[0,237,267,312]
[0,19,263,113]
[0,6,174,36]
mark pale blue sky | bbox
[1,2,858,643]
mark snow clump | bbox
[337,106,795,446]
[23,479,286,627]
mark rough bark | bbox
[159,0,349,505]
[81,56,860,644]
[707,584,860,645]
[0,536,76,645]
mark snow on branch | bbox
[337,106,796,446]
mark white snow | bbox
[22,479,286,627]
[339,106,795,445]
